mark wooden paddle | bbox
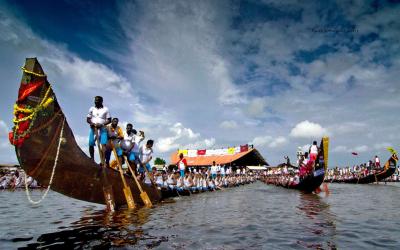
[95,127,115,212]
[124,156,153,208]
[110,143,136,209]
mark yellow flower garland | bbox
[21,66,46,77]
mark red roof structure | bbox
[170,148,268,167]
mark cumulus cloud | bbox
[250,135,287,148]
[219,120,238,129]
[332,145,369,153]
[156,123,214,153]
[373,142,392,150]
[245,98,268,118]
[0,120,10,149]
[290,120,329,138]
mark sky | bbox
[0,0,399,167]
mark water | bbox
[1,182,399,249]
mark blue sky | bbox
[0,0,399,167]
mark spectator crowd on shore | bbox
[0,169,41,189]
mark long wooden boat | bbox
[261,137,329,193]
[327,154,398,184]
[10,58,166,207]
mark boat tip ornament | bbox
[24,117,65,205]
[10,81,54,147]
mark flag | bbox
[240,144,248,152]
[227,147,235,155]
[197,149,206,155]
[351,152,358,156]
[178,149,188,156]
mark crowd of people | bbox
[0,169,40,190]
[153,160,257,192]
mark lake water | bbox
[1,182,399,249]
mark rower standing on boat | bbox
[139,139,154,178]
[105,118,124,167]
[87,96,111,163]
[120,123,137,174]
[309,141,319,162]
[375,155,381,168]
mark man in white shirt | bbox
[210,161,217,179]
[132,129,145,167]
[309,141,319,162]
[120,123,137,171]
[375,155,381,168]
[139,140,154,174]
[86,96,111,162]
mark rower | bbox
[132,129,145,172]
[309,141,319,162]
[120,123,136,174]
[86,96,111,162]
[139,139,154,175]
[105,118,124,167]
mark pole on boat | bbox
[95,128,116,212]
[124,156,153,208]
[110,144,136,209]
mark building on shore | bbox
[169,145,268,172]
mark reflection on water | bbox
[296,193,337,249]
[21,207,170,249]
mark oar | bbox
[124,156,153,208]
[110,143,136,209]
[95,128,115,212]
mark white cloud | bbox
[330,122,367,135]
[332,145,348,153]
[290,120,329,138]
[74,134,88,153]
[300,144,311,153]
[373,142,392,150]
[245,98,268,118]
[0,120,9,134]
[269,136,288,148]
[353,145,369,153]
[155,122,213,153]
[250,135,287,148]
[0,120,10,149]
[332,145,369,153]
[44,57,133,98]
[219,120,238,129]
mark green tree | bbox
[154,157,166,165]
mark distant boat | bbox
[326,154,398,184]
[261,137,329,193]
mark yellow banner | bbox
[227,147,235,155]
[178,149,188,156]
